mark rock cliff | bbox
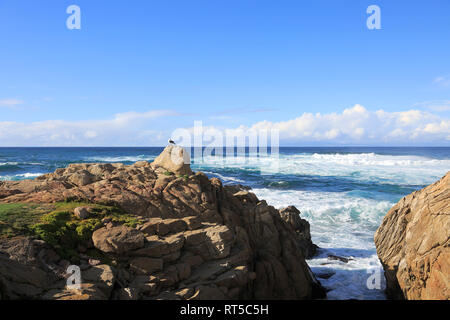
[374,172,449,300]
[0,146,325,300]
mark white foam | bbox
[308,251,386,300]
[18,173,45,178]
[196,152,449,185]
[0,172,45,181]
[0,162,19,166]
[252,187,391,299]
[252,188,392,246]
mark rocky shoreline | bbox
[0,146,325,300]
[0,145,448,300]
[375,172,449,300]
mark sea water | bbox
[1,147,449,299]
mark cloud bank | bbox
[0,105,448,146]
[245,105,450,145]
[0,110,178,146]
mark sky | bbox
[0,0,449,146]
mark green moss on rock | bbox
[0,201,142,262]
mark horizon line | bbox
[0,145,449,148]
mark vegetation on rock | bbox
[0,201,141,261]
[0,203,50,238]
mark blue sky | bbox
[0,0,449,146]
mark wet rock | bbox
[316,272,336,279]
[327,255,354,263]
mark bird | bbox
[168,139,176,145]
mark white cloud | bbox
[0,98,24,108]
[0,105,449,146]
[0,110,179,146]
[188,105,450,146]
[434,75,450,87]
[414,100,450,112]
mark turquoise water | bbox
[1,147,449,299]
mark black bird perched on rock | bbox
[168,139,175,145]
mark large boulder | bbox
[92,226,145,255]
[374,172,449,300]
[151,145,192,176]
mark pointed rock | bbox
[151,145,192,176]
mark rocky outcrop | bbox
[279,206,317,258]
[151,145,192,176]
[0,147,324,300]
[374,172,449,300]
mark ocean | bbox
[1,146,449,300]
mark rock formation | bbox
[0,145,325,300]
[374,172,449,300]
[151,144,192,176]
[279,206,318,258]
